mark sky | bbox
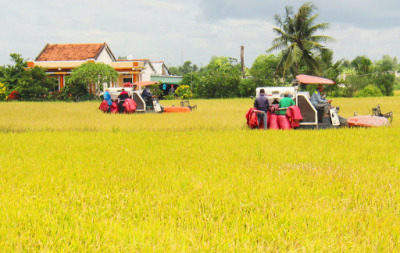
[1,0,400,68]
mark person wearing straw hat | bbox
[311,84,332,115]
[278,90,295,115]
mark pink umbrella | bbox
[296,75,336,85]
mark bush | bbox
[6,90,20,101]
[59,85,76,101]
[355,85,383,97]
[48,91,62,101]
[14,66,56,100]
[175,85,192,99]
[148,83,163,98]
[0,82,6,101]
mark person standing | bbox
[104,88,112,113]
[169,85,175,95]
[118,89,129,113]
[278,91,295,115]
[254,89,270,129]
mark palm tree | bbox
[267,2,335,77]
[351,55,374,75]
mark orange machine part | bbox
[347,115,389,127]
[163,106,191,113]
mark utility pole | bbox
[240,45,245,78]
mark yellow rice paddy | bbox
[0,96,399,251]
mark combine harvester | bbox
[250,75,392,130]
[101,81,194,114]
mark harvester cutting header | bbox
[247,75,392,130]
[99,81,195,114]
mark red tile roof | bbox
[35,43,108,61]
[116,59,150,61]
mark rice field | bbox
[0,96,399,252]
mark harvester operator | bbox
[141,87,153,101]
[311,84,332,116]
[254,89,270,129]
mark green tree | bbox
[196,56,242,98]
[169,66,182,76]
[351,55,374,75]
[169,61,199,76]
[67,62,119,94]
[181,61,197,75]
[179,72,200,95]
[267,2,334,77]
[16,66,57,100]
[249,54,279,87]
[375,55,398,72]
[342,59,351,68]
[0,53,27,91]
[376,73,395,96]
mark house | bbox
[150,61,183,95]
[151,61,171,76]
[115,59,156,85]
[27,43,170,91]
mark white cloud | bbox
[327,24,400,62]
[1,0,400,68]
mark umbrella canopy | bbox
[296,75,336,85]
[134,81,158,87]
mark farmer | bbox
[118,89,129,113]
[104,88,112,113]
[278,91,295,115]
[169,85,175,95]
[141,86,153,101]
[311,84,332,115]
[254,89,270,129]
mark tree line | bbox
[169,2,399,99]
[1,2,398,101]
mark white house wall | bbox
[140,62,152,82]
[96,48,114,65]
[151,63,161,75]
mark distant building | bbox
[151,61,171,76]
[26,43,177,92]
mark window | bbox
[123,78,133,84]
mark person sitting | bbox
[310,84,332,117]
[141,87,153,101]
[118,89,129,113]
[278,91,295,115]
